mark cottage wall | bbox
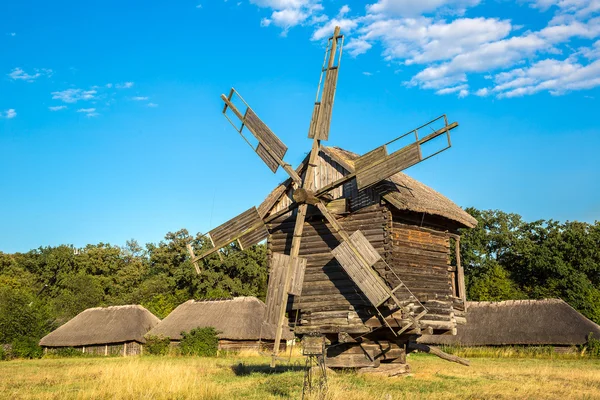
[44,341,143,356]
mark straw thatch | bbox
[324,147,477,228]
[147,297,293,341]
[420,299,600,346]
[39,305,160,347]
[258,146,476,228]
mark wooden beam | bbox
[455,235,467,310]
[408,342,470,366]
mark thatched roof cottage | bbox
[420,299,600,348]
[147,297,294,351]
[40,305,160,356]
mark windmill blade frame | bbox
[221,88,302,185]
[313,115,458,197]
[187,206,269,272]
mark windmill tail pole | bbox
[408,342,470,366]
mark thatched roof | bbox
[420,299,600,346]
[324,147,476,228]
[146,297,294,341]
[40,305,160,347]
[258,146,476,229]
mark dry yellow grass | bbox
[1,353,599,399]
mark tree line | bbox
[1,208,599,354]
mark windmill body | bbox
[188,27,476,371]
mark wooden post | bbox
[271,203,308,367]
[455,236,467,310]
[82,346,85,354]
[123,342,127,357]
[105,344,108,356]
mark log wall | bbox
[264,148,465,345]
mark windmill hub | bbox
[293,188,320,205]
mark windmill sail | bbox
[355,118,458,190]
[221,89,288,174]
[308,28,344,141]
[188,207,268,267]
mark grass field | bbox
[1,353,599,399]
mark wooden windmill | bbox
[188,26,475,371]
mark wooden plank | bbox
[265,253,287,325]
[314,68,339,141]
[356,143,421,190]
[326,349,380,368]
[256,143,279,173]
[355,146,387,172]
[349,230,381,266]
[331,230,388,307]
[288,255,307,296]
[209,207,265,248]
[326,198,348,215]
[245,108,287,162]
[308,103,320,139]
[238,225,269,249]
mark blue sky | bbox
[1,0,599,253]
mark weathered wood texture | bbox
[268,204,390,334]
[244,108,288,173]
[263,148,462,336]
[267,150,381,219]
[331,230,388,306]
[313,68,339,141]
[209,207,267,250]
[356,144,421,190]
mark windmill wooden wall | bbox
[264,150,465,338]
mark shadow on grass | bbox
[231,362,305,376]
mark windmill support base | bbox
[324,340,409,372]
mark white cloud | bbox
[435,84,468,95]
[247,0,600,98]
[251,0,324,32]
[363,71,373,76]
[8,67,52,82]
[9,32,16,37]
[49,105,67,111]
[116,82,134,89]
[346,38,372,56]
[355,17,512,64]
[493,56,600,97]
[52,88,97,103]
[366,0,481,17]
[196,4,202,8]
[132,96,149,101]
[147,103,159,107]
[2,109,17,119]
[338,5,350,17]
[106,83,113,88]
[77,108,99,117]
[312,18,358,40]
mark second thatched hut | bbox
[420,299,600,350]
[147,297,293,351]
